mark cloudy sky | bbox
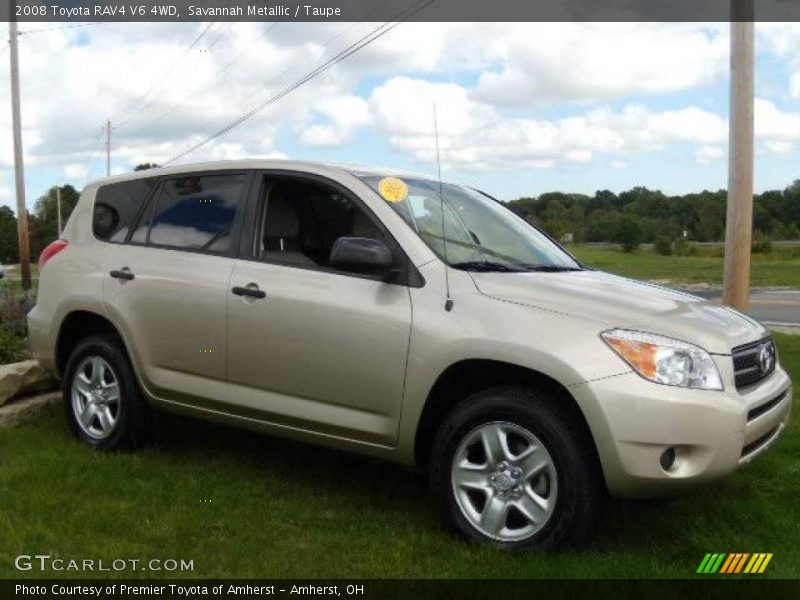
[1,21,800,210]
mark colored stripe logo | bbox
[697,553,773,574]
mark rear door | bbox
[102,171,254,404]
[225,173,413,445]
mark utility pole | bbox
[8,21,31,291]
[106,119,111,176]
[56,187,63,236]
[723,0,755,310]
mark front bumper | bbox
[570,365,792,498]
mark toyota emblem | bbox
[757,343,775,374]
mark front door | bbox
[226,175,412,445]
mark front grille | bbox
[732,337,776,390]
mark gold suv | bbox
[29,160,792,549]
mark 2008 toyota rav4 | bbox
[29,160,792,549]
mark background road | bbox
[691,289,800,331]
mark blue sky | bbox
[1,22,800,210]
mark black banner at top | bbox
[4,0,800,23]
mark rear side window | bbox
[145,174,246,253]
[93,179,154,242]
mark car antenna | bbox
[434,102,454,312]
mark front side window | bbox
[93,179,155,242]
[359,175,581,272]
[144,174,246,253]
[259,178,385,270]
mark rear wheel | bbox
[429,385,601,549]
[64,335,151,450]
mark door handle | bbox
[232,285,266,299]
[110,269,135,281]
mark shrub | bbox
[0,324,27,364]
[752,237,773,254]
[0,284,35,337]
[673,237,697,256]
[654,236,673,256]
[611,215,643,252]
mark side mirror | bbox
[330,237,394,277]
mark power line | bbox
[230,0,397,114]
[111,21,218,126]
[164,0,435,165]
[115,0,393,135]
[163,23,393,165]
[125,11,356,135]
[84,126,108,179]
[233,21,368,112]
[113,1,240,128]
[118,19,284,134]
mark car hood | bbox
[471,269,767,355]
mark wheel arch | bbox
[55,310,129,378]
[413,359,603,478]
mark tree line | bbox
[1,172,799,264]
[507,179,800,252]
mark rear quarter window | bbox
[145,174,247,253]
[93,179,155,242]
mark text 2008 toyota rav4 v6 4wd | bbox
[29,160,792,549]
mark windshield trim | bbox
[469,187,589,271]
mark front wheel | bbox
[429,386,602,550]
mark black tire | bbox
[429,385,602,550]
[63,334,152,450]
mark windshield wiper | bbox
[523,265,584,272]
[450,261,524,273]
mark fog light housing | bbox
[660,447,676,471]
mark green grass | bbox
[571,244,800,287]
[0,334,797,579]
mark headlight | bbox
[601,329,723,390]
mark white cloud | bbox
[0,172,12,209]
[471,23,727,106]
[299,95,372,147]
[751,98,800,157]
[369,76,727,171]
[757,24,800,101]
[791,73,800,100]
[64,163,88,181]
[695,146,724,164]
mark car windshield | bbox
[359,175,582,272]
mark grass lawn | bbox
[0,334,797,580]
[571,244,800,287]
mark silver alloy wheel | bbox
[71,356,121,440]
[451,421,558,542]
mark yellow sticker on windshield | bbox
[378,177,408,203]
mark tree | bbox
[0,206,18,264]
[30,185,80,257]
[134,163,160,171]
[503,179,800,244]
[609,214,643,252]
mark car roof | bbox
[86,159,436,188]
